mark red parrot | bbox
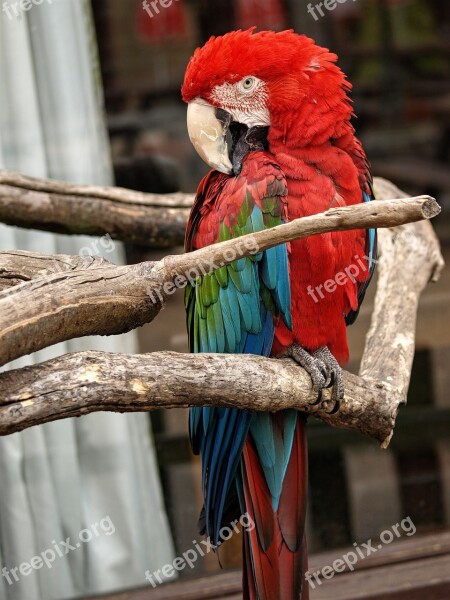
[182,29,376,600]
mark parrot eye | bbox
[240,76,257,93]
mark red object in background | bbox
[137,0,189,45]
[235,0,287,31]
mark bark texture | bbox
[0,352,396,441]
[0,170,191,247]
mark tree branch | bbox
[0,192,439,367]
[0,351,397,442]
[0,170,191,247]
[0,178,444,445]
[358,179,444,446]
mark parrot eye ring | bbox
[240,76,257,92]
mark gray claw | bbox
[287,345,327,393]
[285,345,345,411]
[313,347,344,410]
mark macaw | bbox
[182,29,376,600]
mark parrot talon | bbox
[285,345,344,411]
[286,344,327,404]
[312,347,344,412]
[327,398,341,414]
[325,371,335,388]
[311,389,323,406]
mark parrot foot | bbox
[285,344,344,412]
[286,344,327,403]
[312,347,344,412]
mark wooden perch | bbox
[0,352,407,442]
[358,179,444,446]
[0,178,444,445]
[0,170,191,247]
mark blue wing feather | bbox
[186,158,293,544]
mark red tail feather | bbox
[242,416,309,600]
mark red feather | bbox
[185,153,288,252]
[241,416,309,600]
[242,437,282,600]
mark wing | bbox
[185,151,292,543]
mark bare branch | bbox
[359,178,445,447]
[0,170,192,247]
[0,170,193,207]
[160,193,439,281]
[0,254,162,367]
[0,351,395,441]
[0,193,439,367]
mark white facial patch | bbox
[210,78,271,128]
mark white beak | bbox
[187,99,233,175]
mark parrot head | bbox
[182,28,351,175]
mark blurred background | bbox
[0,0,449,598]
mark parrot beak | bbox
[187,99,233,175]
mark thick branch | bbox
[0,193,439,367]
[0,170,191,247]
[0,251,112,292]
[0,352,393,441]
[359,179,445,446]
[0,253,164,367]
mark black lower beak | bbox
[228,123,270,176]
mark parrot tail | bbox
[240,414,309,600]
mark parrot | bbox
[181,29,376,600]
